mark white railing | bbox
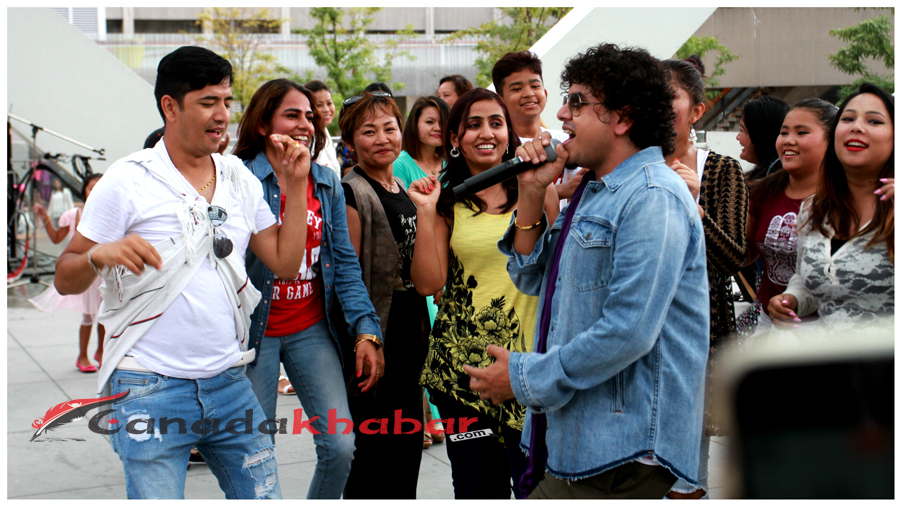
[93,32,480,72]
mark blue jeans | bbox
[245,319,354,499]
[106,367,281,499]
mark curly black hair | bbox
[560,43,676,156]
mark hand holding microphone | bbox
[515,133,570,198]
[452,133,568,198]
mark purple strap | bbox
[519,171,596,494]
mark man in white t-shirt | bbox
[55,46,311,499]
[492,51,588,206]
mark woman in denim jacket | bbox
[235,79,384,499]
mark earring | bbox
[689,126,697,145]
[506,144,510,155]
[450,146,460,158]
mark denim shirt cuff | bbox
[497,209,548,268]
[352,316,384,341]
[509,352,546,413]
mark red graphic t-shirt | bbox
[265,182,326,336]
[750,190,808,317]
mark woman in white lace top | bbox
[770,83,894,332]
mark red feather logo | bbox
[31,390,129,441]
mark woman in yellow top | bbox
[415,87,559,499]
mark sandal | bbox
[277,375,295,395]
[423,431,433,449]
[431,421,445,444]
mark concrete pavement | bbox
[8,279,731,499]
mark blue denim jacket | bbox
[498,147,710,484]
[244,151,382,366]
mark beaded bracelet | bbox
[86,244,105,275]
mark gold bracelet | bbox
[354,334,383,353]
[514,217,543,231]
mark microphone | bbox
[452,138,561,198]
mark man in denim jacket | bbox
[465,43,710,498]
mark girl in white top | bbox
[47,178,74,226]
[31,174,105,372]
[771,83,894,333]
[306,80,341,175]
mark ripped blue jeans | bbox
[107,367,281,499]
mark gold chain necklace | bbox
[199,172,216,193]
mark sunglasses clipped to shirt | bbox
[342,91,392,108]
[208,205,234,259]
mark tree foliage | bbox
[829,11,894,102]
[296,8,415,105]
[196,7,287,122]
[675,36,739,100]
[448,8,572,87]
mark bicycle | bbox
[7,155,94,282]
[7,113,105,286]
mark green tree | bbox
[675,36,739,100]
[448,7,572,87]
[296,7,415,107]
[196,7,287,122]
[829,11,894,102]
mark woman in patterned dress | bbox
[416,87,559,499]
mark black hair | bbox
[749,98,838,218]
[81,173,103,199]
[492,51,543,95]
[561,43,676,155]
[436,88,521,219]
[305,80,329,93]
[812,83,894,260]
[154,46,234,122]
[402,96,451,159]
[233,79,324,161]
[143,126,165,149]
[742,95,790,181]
[438,74,473,97]
[661,55,706,107]
[363,82,392,96]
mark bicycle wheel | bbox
[7,169,34,283]
[7,207,30,282]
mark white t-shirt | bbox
[78,147,276,379]
[315,135,341,177]
[48,188,74,219]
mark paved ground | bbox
[7,247,732,499]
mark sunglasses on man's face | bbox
[342,91,392,107]
[562,93,604,118]
[208,205,233,259]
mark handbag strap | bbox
[736,272,757,303]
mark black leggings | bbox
[341,289,429,499]
[429,390,529,499]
